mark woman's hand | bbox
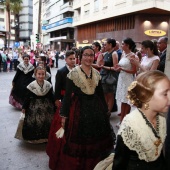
[61,117,66,128]
[115,65,122,72]
[130,58,140,67]
[55,100,61,108]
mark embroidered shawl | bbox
[27,80,52,96]
[67,66,101,95]
[17,62,34,74]
[118,108,166,162]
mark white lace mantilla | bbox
[67,66,100,95]
[118,108,166,162]
[27,80,52,96]
[17,62,34,74]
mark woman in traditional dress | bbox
[48,46,115,170]
[112,70,170,170]
[21,66,55,143]
[9,54,34,109]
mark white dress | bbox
[116,55,134,103]
[138,55,160,74]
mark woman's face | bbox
[140,45,147,54]
[23,57,29,65]
[121,41,129,51]
[148,78,170,113]
[81,49,94,66]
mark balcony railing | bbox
[60,1,73,10]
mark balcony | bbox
[60,1,73,10]
[60,1,74,14]
[42,17,73,32]
[73,0,81,9]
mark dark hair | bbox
[92,42,101,51]
[123,37,136,52]
[79,46,95,60]
[127,70,168,108]
[22,54,30,59]
[142,40,158,56]
[40,56,47,64]
[106,38,116,48]
[65,50,75,58]
[37,61,44,67]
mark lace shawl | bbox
[17,62,34,74]
[27,80,52,96]
[67,66,101,95]
[118,108,166,162]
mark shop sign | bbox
[144,29,166,37]
[82,40,89,43]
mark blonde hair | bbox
[127,70,168,108]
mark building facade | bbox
[42,0,74,50]
[19,0,33,46]
[0,4,16,48]
[73,0,170,48]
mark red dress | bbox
[46,66,115,170]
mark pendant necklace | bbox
[138,109,161,156]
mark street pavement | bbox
[0,59,119,170]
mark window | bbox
[0,18,4,22]
[94,0,99,12]
[0,9,4,14]
[84,3,90,15]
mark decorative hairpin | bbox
[128,81,137,91]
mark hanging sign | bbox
[144,29,166,37]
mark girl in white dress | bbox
[131,40,160,74]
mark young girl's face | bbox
[35,69,46,82]
[23,57,29,65]
[149,78,170,113]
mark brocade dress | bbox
[50,66,115,170]
[9,62,34,109]
[21,80,55,143]
[112,109,167,170]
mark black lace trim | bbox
[138,109,160,139]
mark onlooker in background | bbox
[1,50,7,72]
[130,40,159,75]
[12,49,19,71]
[0,50,2,72]
[29,50,35,65]
[55,50,60,68]
[100,38,118,114]
[115,41,122,62]
[92,42,102,63]
[115,37,137,127]
[157,36,168,72]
